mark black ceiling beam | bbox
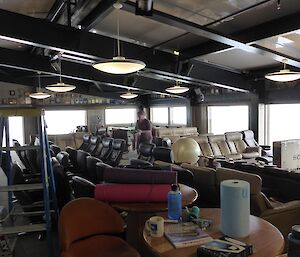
[0,47,187,98]
[78,0,119,30]
[0,8,175,71]
[122,1,300,68]
[0,8,253,92]
[182,10,300,59]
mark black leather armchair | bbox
[71,176,96,198]
[129,142,155,167]
[152,146,174,163]
[106,139,126,167]
[86,156,102,183]
[98,137,113,161]
[76,150,91,178]
[87,136,100,154]
[78,134,91,151]
[50,144,61,156]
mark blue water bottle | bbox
[168,184,182,220]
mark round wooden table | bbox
[144,208,284,257]
[111,184,197,249]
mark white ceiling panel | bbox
[94,9,186,47]
[0,0,55,18]
[256,31,300,61]
[196,48,278,70]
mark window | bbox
[105,108,136,125]
[2,116,24,146]
[150,107,169,125]
[266,104,300,145]
[45,110,87,134]
[170,106,187,125]
[208,105,249,134]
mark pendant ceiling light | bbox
[93,2,146,74]
[29,73,51,100]
[166,81,189,94]
[46,57,76,92]
[265,59,300,82]
[120,91,138,99]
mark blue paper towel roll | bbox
[220,179,250,238]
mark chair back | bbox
[99,137,113,161]
[59,198,124,251]
[86,156,102,182]
[138,142,155,162]
[107,139,125,166]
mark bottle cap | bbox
[171,184,178,191]
[292,225,300,239]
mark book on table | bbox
[164,222,213,248]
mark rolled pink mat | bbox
[94,184,170,202]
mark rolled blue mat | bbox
[220,179,250,238]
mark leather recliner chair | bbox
[130,142,155,167]
[50,145,61,156]
[242,130,272,157]
[98,137,113,161]
[78,134,91,151]
[152,147,194,187]
[76,150,91,178]
[95,162,112,182]
[152,146,174,164]
[59,198,140,257]
[56,151,71,170]
[208,135,242,160]
[106,139,126,167]
[216,167,300,242]
[86,136,100,154]
[225,132,260,159]
[71,176,96,198]
[86,156,102,183]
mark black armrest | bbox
[260,145,271,150]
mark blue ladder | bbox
[0,109,58,257]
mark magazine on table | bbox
[164,222,213,248]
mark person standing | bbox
[133,110,153,151]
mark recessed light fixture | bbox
[173,50,180,56]
[93,2,146,74]
[120,91,138,99]
[46,56,76,92]
[165,81,189,94]
[29,73,51,100]
[265,58,300,82]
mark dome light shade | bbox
[166,84,189,94]
[29,73,51,100]
[29,92,51,100]
[93,56,145,74]
[265,69,300,82]
[120,91,138,99]
[46,82,76,93]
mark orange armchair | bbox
[59,198,140,257]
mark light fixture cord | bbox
[59,57,62,83]
[117,7,121,56]
[38,73,41,90]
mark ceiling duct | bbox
[135,0,153,16]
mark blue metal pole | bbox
[4,118,13,211]
[37,115,52,257]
